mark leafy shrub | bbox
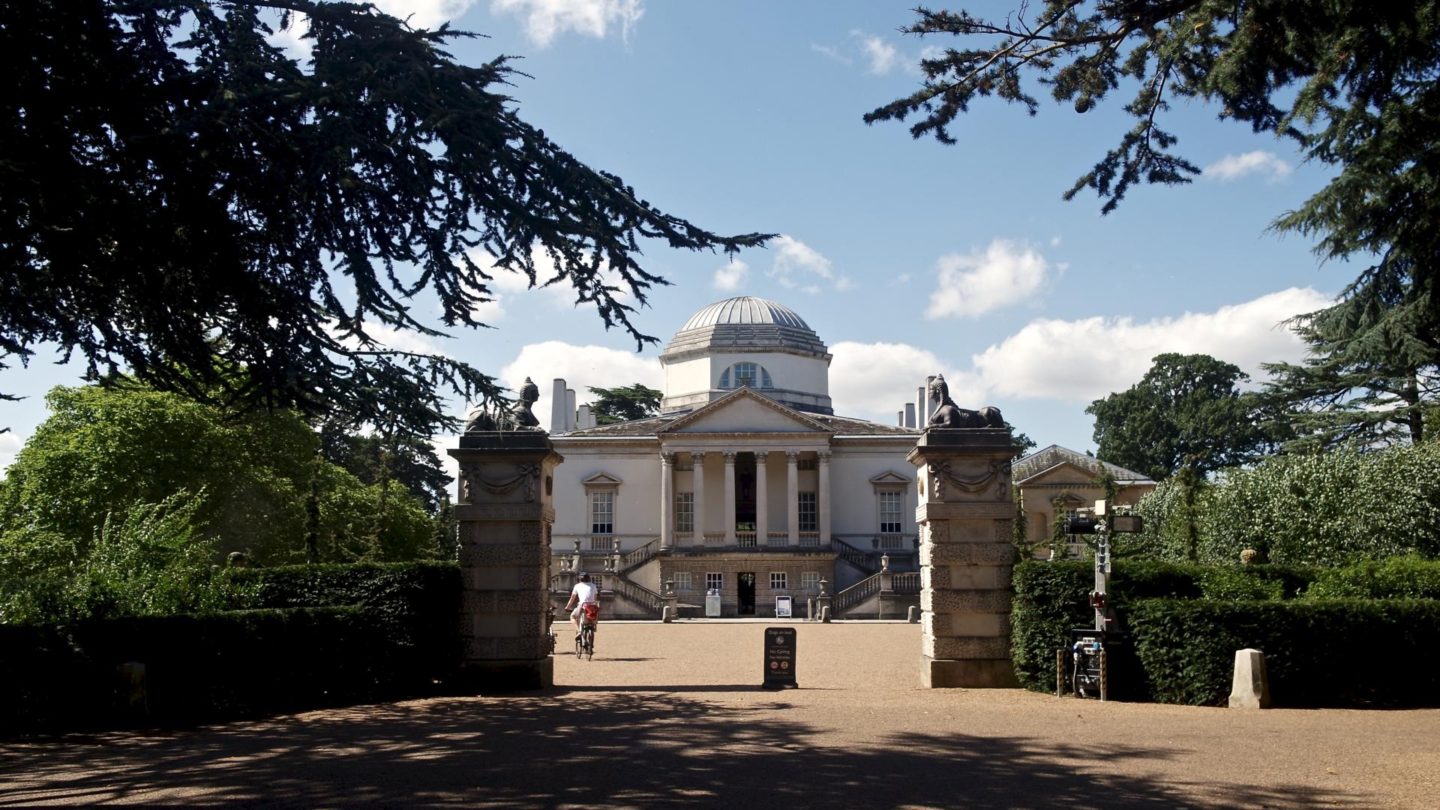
[0,492,226,624]
[1303,556,1440,600]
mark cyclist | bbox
[564,572,600,641]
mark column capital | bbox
[723,451,738,463]
[691,450,707,462]
[660,451,676,465]
[786,450,801,462]
[755,450,769,461]
[817,450,832,463]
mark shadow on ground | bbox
[0,687,1377,809]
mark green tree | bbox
[1086,353,1271,481]
[587,383,663,425]
[867,3,1440,359]
[1263,287,1440,452]
[318,419,451,513]
[0,384,437,566]
[0,1,769,437]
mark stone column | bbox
[786,451,800,542]
[692,451,707,545]
[448,430,562,691]
[817,450,832,544]
[723,451,737,545]
[755,451,769,546]
[660,451,675,550]
[907,428,1018,688]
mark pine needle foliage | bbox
[0,1,771,438]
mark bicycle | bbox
[576,603,599,660]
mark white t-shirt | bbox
[572,580,599,606]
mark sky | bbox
[0,0,1358,476]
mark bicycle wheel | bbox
[582,626,595,660]
[575,628,585,658]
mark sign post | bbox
[762,627,798,689]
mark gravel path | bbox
[3,621,1437,808]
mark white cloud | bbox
[770,235,837,292]
[374,0,482,29]
[859,35,899,75]
[971,287,1334,403]
[497,340,661,430]
[713,259,749,292]
[925,239,1053,319]
[829,342,979,423]
[0,431,22,479]
[810,43,852,66]
[1203,150,1293,183]
[490,0,643,47]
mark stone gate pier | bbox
[448,429,562,690]
[908,428,1019,688]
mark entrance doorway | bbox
[737,572,756,615]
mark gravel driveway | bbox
[3,621,1437,808]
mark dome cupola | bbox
[659,296,832,415]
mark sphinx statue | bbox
[926,374,1005,430]
[464,376,544,433]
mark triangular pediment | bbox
[869,470,912,485]
[581,472,624,487]
[659,388,832,434]
[1018,462,1107,488]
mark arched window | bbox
[720,362,772,389]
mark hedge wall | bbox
[221,560,463,690]
[3,562,465,734]
[1012,559,1440,707]
[1,607,389,732]
[1127,599,1440,707]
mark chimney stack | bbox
[551,379,568,433]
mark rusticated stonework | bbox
[907,428,1020,688]
[448,433,564,691]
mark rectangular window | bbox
[879,490,903,534]
[797,458,818,471]
[770,572,788,591]
[675,491,694,533]
[798,491,818,532]
[590,491,614,534]
[801,572,821,591]
[706,572,724,593]
[673,571,693,591]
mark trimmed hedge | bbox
[3,562,465,734]
[1013,559,1440,707]
[1,607,390,732]
[221,561,463,691]
[1303,557,1440,600]
[1127,599,1440,707]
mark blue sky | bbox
[0,0,1358,474]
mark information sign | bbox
[775,595,792,618]
[762,627,798,689]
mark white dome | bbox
[678,296,812,331]
[660,296,833,415]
